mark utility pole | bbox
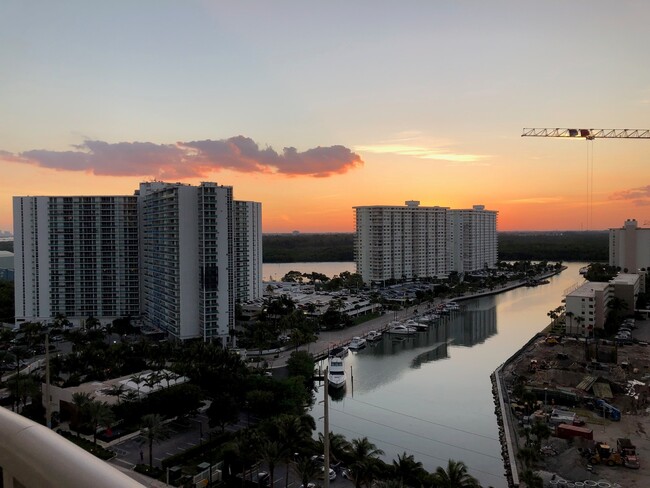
[323,367,330,488]
[45,332,52,428]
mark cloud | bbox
[609,185,650,206]
[3,136,363,179]
[355,141,490,163]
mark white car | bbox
[319,467,336,481]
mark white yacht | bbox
[327,357,346,389]
[366,330,382,342]
[348,336,367,350]
[387,323,417,335]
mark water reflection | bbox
[329,385,346,402]
[308,262,588,488]
[448,298,498,347]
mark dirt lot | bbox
[503,316,650,487]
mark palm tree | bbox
[130,373,146,398]
[348,437,384,488]
[565,311,574,333]
[530,422,551,451]
[517,446,538,468]
[71,391,93,437]
[143,370,162,394]
[86,399,115,445]
[315,431,351,465]
[259,439,286,488]
[105,383,126,404]
[275,414,316,488]
[432,460,480,488]
[292,456,319,488]
[138,413,170,469]
[392,452,425,487]
[520,469,543,488]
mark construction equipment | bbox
[589,442,625,466]
[595,398,621,421]
[617,438,640,469]
[521,128,650,139]
[521,127,649,230]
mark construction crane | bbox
[522,128,650,140]
[521,128,649,230]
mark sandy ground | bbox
[504,316,650,487]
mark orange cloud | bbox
[609,185,650,206]
[3,136,363,179]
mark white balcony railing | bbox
[0,407,145,488]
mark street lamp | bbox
[544,388,548,410]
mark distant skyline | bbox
[2,1,649,234]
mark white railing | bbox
[0,406,145,488]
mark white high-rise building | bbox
[137,181,236,342]
[234,201,263,302]
[449,205,499,274]
[609,219,650,273]
[13,183,262,345]
[354,201,497,284]
[13,196,140,325]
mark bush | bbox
[58,430,115,460]
[134,463,164,479]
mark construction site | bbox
[494,316,650,488]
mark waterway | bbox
[265,261,588,488]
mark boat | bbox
[329,345,349,358]
[387,323,417,335]
[327,357,346,389]
[366,330,382,342]
[404,319,428,331]
[445,302,460,311]
[348,336,367,350]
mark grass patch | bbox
[352,312,381,326]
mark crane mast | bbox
[522,128,650,140]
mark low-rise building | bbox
[609,273,641,315]
[565,282,611,335]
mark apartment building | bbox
[354,201,497,284]
[609,219,650,272]
[234,200,263,302]
[449,205,499,274]
[14,182,262,345]
[13,195,140,325]
[565,282,611,334]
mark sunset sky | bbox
[2,1,649,234]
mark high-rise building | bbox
[234,200,263,302]
[449,205,499,274]
[13,196,140,324]
[13,182,262,345]
[137,181,236,342]
[354,201,497,284]
[609,219,650,272]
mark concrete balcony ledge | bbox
[0,406,145,488]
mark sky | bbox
[1,1,649,234]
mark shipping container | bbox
[556,423,593,440]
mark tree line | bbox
[262,232,609,263]
[0,231,610,264]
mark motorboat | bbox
[327,357,346,389]
[348,336,367,350]
[404,319,427,331]
[329,345,349,358]
[366,330,382,342]
[387,323,417,335]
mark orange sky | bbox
[2,134,648,234]
[2,3,649,234]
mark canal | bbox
[264,261,587,487]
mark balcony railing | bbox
[0,407,145,488]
